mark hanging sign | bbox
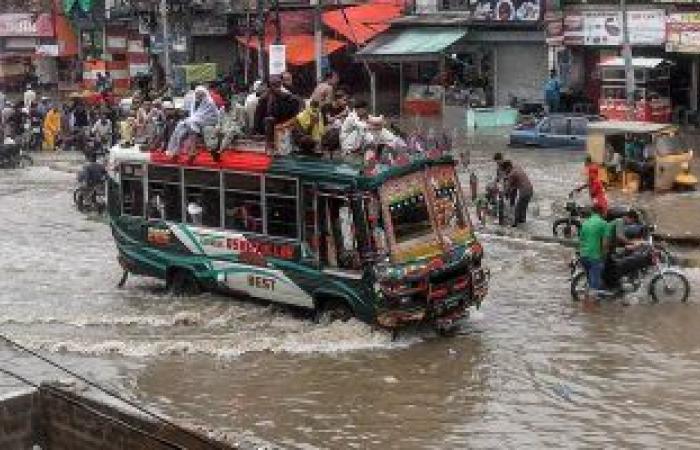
[666,13,700,53]
[269,44,286,76]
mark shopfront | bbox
[0,13,53,90]
[357,0,546,113]
[546,6,694,117]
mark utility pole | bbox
[161,0,171,87]
[620,0,635,120]
[256,0,266,81]
[312,0,322,83]
[273,0,282,44]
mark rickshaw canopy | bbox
[586,121,674,136]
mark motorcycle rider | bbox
[578,204,610,302]
[575,157,608,215]
[77,153,107,200]
[91,114,112,156]
[602,209,644,291]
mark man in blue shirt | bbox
[544,69,561,113]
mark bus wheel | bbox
[168,268,201,296]
[315,299,353,325]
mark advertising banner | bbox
[627,10,665,45]
[269,44,286,76]
[666,13,700,53]
[576,10,665,46]
[583,11,622,46]
[468,0,542,22]
[563,14,584,46]
[0,13,53,37]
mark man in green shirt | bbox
[578,205,610,300]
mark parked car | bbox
[509,114,602,149]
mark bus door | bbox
[315,191,361,273]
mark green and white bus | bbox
[107,145,489,332]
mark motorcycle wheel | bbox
[553,219,581,239]
[649,271,690,303]
[19,154,33,168]
[570,271,588,302]
[74,189,88,212]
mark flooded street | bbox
[2,134,700,448]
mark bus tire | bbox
[315,298,353,325]
[167,268,201,296]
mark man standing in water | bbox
[502,160,533,227]
[544,69,561,113]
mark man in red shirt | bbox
[576,157,608,214]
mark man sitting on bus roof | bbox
[166,86,220,158]
[253,75,301,140]
[291,100,324,155]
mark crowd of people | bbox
[1,69,460,178]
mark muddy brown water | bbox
[1,130,699,448]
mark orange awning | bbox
[322,4,402,45]
[55,15,78,57]
[236,34,346,66]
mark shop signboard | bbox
[563,13,584,46]
[583,11,622,46]
[580,10,665,46]
[666,13,700,53]
[191,16,228,36]
[0,13,53,37]
[269,44,286,76]
[444,0,542,22]
[36,44,59,57]
[627,10,665,45]
[544,10,563,45]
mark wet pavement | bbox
[0,133,699,448]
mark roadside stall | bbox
[598,57,671,123]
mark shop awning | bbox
[236,35,346,66]
[356,27,466,62]
[322,4,403,45]
[55,15,78,57]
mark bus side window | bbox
[184,169,221,228]
[147,165,181,221]
[120,164,144,217]
[265,176,298,239]
[223,173,262,233]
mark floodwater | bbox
[1,131,700,448]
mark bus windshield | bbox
[389,191,432,243]
[380,172,434,246]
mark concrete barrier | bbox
[0,383,235,450]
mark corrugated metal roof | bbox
[356,27,466,62]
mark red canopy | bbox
[236,34,346,66]
[151,150,272,172]
[322,3,403,45]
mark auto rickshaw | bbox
[586,121,697,192]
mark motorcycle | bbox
[553,191,673,266]
[0,141,34,169]
[478,177,511,226]
[570,226,689,303]
[73,181,106,214]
